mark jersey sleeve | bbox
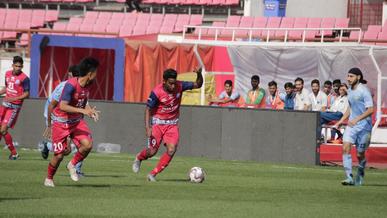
[363,88,374,108]
[218,91,226,99]
[146,91,159,109]
[52,84,64,102]
[182,81,194,91]
[22,77,30,92]
[61,83,75,102]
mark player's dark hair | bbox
[224,80,233,86]
[348,67,367,84]
[324,80,332,86]
[163,68,178,80]
[284,82,293,89]
[268,80,277,87]
[294,77,304,84]
[13,56,23,65]
[251,75,260,82]
[78,57,99,77]
[333,79,341,86]
[311,79,320,86]
[68,65,80,77]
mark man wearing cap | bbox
[333,68,374,186]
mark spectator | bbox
[281,82,296,110]
[322,84,349,144]
[265,80,284,110]
[323,80,332,96]
[209,80,240,107]
[309,79,328,111]
[245,75,266,108]
[327,79,341,109]
[294,77,311,111]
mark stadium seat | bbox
[2,21,18,39]
[174,14,190,32]
[119,25,134,37]
[132,25,147,36]
[45,10,59,23]
[288,17,308,40]
[335,17,349,28]
[363,25,381,45]
[207,21,225,37]
[317,17,335,37]
[376,31,387,45]
[305,17,321,40]
[348,30,362,42]
[98,12,112,20]
[78,23,94,36]
[52,22,67,35]
[261,17,281,39]
[274,17,295,39]
[189,14,203,26]
[251,17,267,38]
[111,12,125,21]
[235,16,254,37]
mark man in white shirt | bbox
[294,77,311,111]
[309,79,328,112]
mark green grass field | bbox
[1,149,387,218]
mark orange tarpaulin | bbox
[124,41,215,102]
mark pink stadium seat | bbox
[235,16,253,37]
[160,24,174,34]
[363,26,381,45]
[78,23,94,37]
[305,17,321,40]
[132,25,147,36]
[2,21,18,39]
[45,10,59,23]
[376,31,387,45]
[95,18,110,26]
[18,10,33,22]
[137,13,151,23]
[224,0,239,5]
[274,17,295,39]
[109,18,123,26]
[189,14,203,26]
[349,30,362,41]
[52,22,68,35]
[335,17,349,28]
[252,17,267,38]
[16,22,31,30]
[261,17,281,39]
[174,15,190,32]
[69,17,83,25]
[150,14,164,23]
[288,17,308,40]
[146,24,161,34]
[111,12,125,21]
[163,14,177,24]
[210,0,225,5]
[367,25,382,33]
[66,21,81,33]
[85,11,99,20]
[98,12,112,20]
[318,17,335,37]
[207,21,225,37]
[93,25,107,37]
[119,25,133,37]
[221,16,241,36]
[32,9,45,17]
[122,19,136,27]
[106,24,121,34]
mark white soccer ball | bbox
[188,167,205,183]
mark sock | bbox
[358,159,367,177]
[71,152,85,166]
[4,133,17,155]
[136,148,149,161]
[75,161,83,173]
[343,154,353,179]
[150,152,173,176]
[47,163,58,180]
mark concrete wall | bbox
[246,0,348,18]
[11,99,319,165]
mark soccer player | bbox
[309,79,328,112]
[333,68,373,186]
[245,75,265,108]
[41,65,84,176]
[265,80,284,110]
[294,77,311,111]
[209,80,240,107]
[132,68,203,181]
[0,56,30,160]
[44,57,100,187]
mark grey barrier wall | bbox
[11,99,319,165]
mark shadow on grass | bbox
[57,174,127,178]
[364,183,387,187]
[162,178,190,183]
[60,184,141,188]
[0,197,39,202]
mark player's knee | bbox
[148,148,158,157]
[0,128,7,135]
[55,153,64,161]
[166,146,176,156]
[83,140,93,151]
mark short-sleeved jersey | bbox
[44,81,66,119]
[348,83,373,131]
[147,81,194,121]
[52,78,90,122]
[219,90,240,102]
[3,70,30,105]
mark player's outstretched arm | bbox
[192,68,203,89]
[144,106,152,137]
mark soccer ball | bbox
[188,167,205,183]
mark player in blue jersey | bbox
[42,65,84,176]
[333,68,374,186]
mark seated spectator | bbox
[294,77,311,111]
[281,82,296,110]
[265,80,284,110]
[209,80,240,107]
[327,79,341,109]
[309,79,328,111]
[245,75,266,108]
[320,84,349,143]
[323,80,332,97]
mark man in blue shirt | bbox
[42,65,84,176]
[281,82,295,110]
[333,68,374,186]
